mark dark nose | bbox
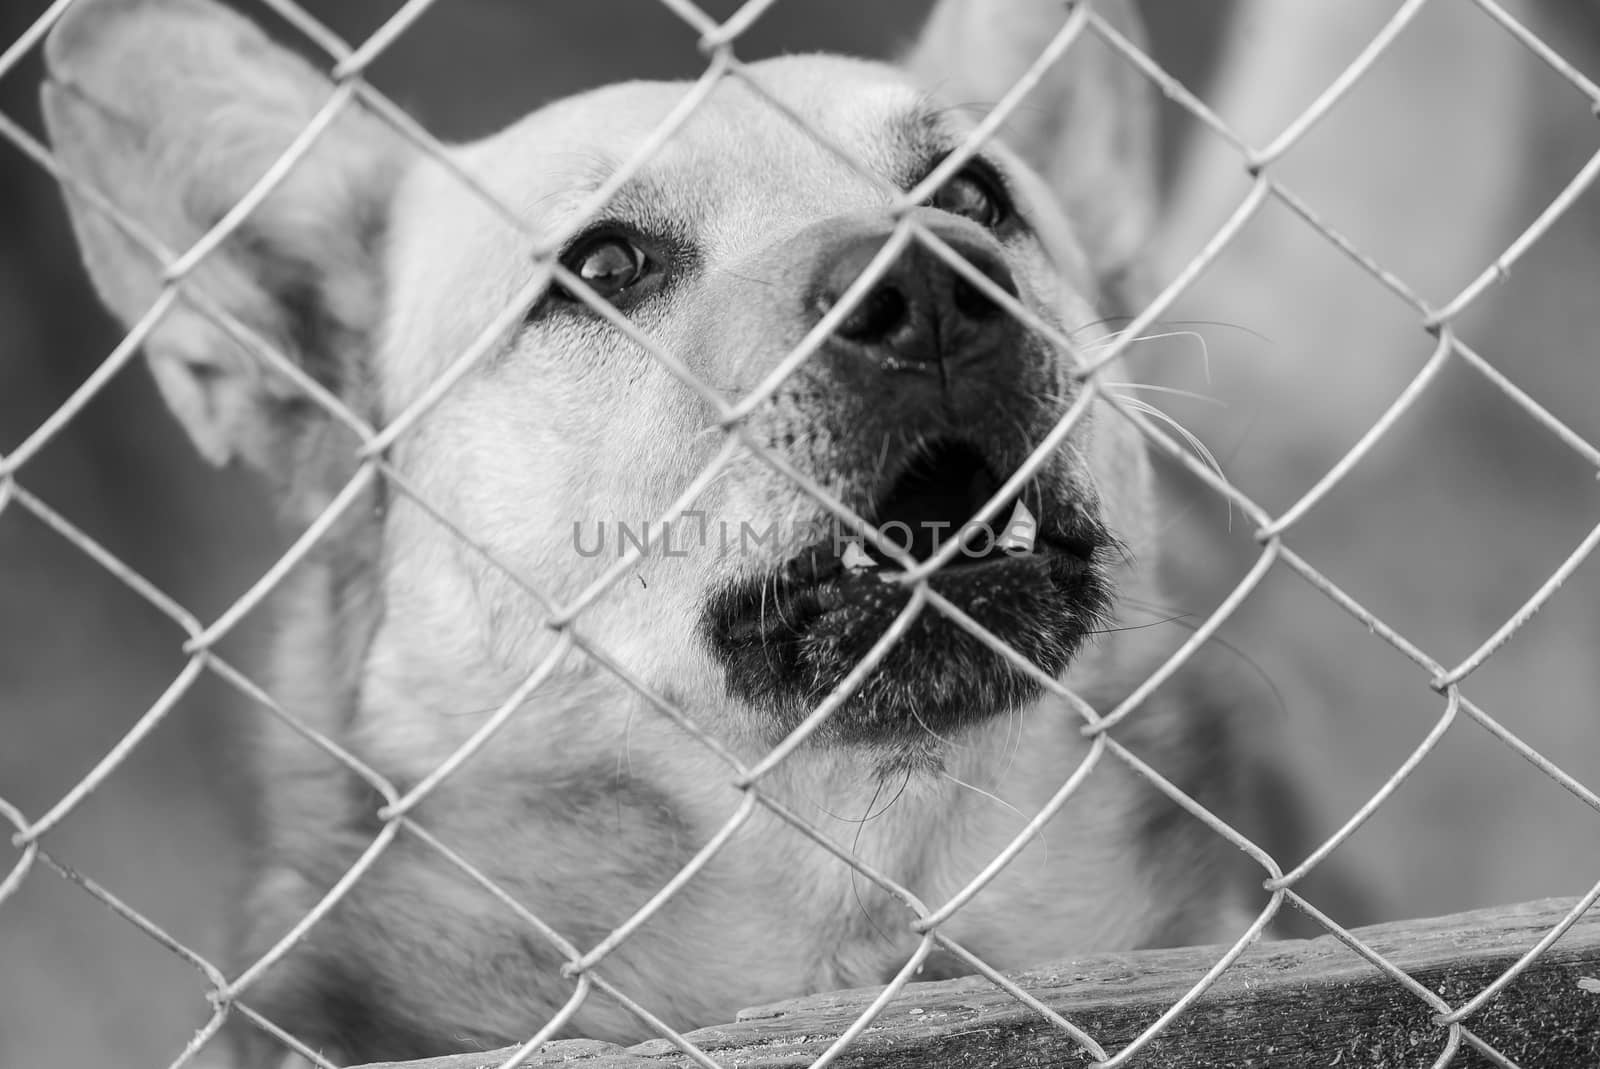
[811,232,1020,372]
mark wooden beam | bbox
[357,897,1600,1068]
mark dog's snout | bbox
[813,232,1018,369]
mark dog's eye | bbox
[929,165,1009,229]
[559,233,652,302]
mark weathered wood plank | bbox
[358,897,1600,1068]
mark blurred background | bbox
[2,0,1598,1064]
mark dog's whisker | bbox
[938,769,1049,866]
[905,704,991,760]
[1116,396,1227,484]
[848,775,906,948]
[1080,326,1216,385]
[1072,316,1265,341]
[1102,381,1225,407]
[822,768,913,826]
[989,701,1027,795]
[1119,596,1289,724]
[1098,383,1240,530]
[1085,611,1191,636]
[769,567,794,632]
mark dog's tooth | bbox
[999,500,1038,555]
[841,541,875,571]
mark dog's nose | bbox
[812,232,1019,371]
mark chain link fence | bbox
[3,0,1600,1066]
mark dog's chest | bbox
[684,752,1159,999]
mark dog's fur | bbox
[42,1,1265,1063]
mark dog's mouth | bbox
[702,438,1111,748]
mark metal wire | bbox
[5,0,1599,1067]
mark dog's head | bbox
[43,0,1160,765]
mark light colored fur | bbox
[42,1,1260,1063]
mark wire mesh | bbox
[3,1,1599,1067]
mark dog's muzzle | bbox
[700,217,1111,753]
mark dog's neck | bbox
[244,528,1198,1040]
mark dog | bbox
[42,0,1270,1063]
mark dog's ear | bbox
[41,0,409,474]
[907,0,1156,297]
